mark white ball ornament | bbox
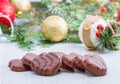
[78,15,107,50]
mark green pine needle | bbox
[97,28,120,51]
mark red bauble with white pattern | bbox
[0,0,15,28]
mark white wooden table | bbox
[0,42,120,84]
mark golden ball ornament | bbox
[83,0,106,3]
[41,15,68,42]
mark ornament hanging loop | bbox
[0,12,14,37]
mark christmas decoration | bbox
[117,9,120,22]
[41,15,68,42]
[79,15,120,50]
[0,0,15,28]
[83,0,106,3]
[10,0,32,13]
[110,0,117,2]
[97,24,104,30]
[99,7,107,13]
[53,0,59,4]
[96,31,102,38]
[1,0,119,49]
[78,15,107,50]
[110,0,114,2]
[96,20,120,50]
[83,0,97,3]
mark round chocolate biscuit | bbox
[82,54,107,76]
[31,53,61,76]
[30,52,47,72]
[38,52,47,56]
[9,59,30,72]
[72,53,85,72]
[49,52,74,71]
[61,53,83,71]
[61,62,74,72]
[22,53,37,66]
[49,52,65,58]
[82,54,106,67]
[61,53,75,71]
[83,54,103,61]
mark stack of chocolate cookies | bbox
[9,52,107,76]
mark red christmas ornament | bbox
[53,0,59,4]
[96,31,102,38]
[117,9,120,22]
[100,7,107,13]
[0,0,15,28]
[110,0,115,2]
[97,24,104,30]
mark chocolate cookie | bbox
[49,52,65,58]
[72,53,85,72]
[9,59,30,72]
[82,54,107,76]
[61,62,74,72]
[22,53,37,66]
[49,52,74,71]
[30,52,47,72]
[30,53,61,76]
[38,52,47,56]
[61,53,84,71]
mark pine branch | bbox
[97,25,120,51]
